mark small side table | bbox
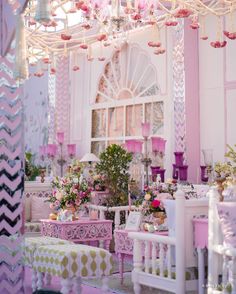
[40,218,113,250]
[192,217,208,294]
[114,229,168,284]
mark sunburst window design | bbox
[91,43,164,156]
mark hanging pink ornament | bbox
[42,57,51,64]
[132,13,142,21]
[210,40,227,48]
[190,22,200,29]
[148,41,161,47]
[97,34,107,42]
[223,30,236,40]
[34,71,44,77]
[81,4,89,13]
[61,33,72,40]
[49,20,58,27]
[98,57,105,61]
[200,36,208,40]
[50,67,56,74]
[73,65,80,71]
[165,20,178,26]
[154,48,166,55]
[80,44,88,49]
[29,18,36,26]
[87,56,94,61]
[82,23,91,30]
[174,8,192,18]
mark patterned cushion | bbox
[23,236,73,267]
[217,202,236,247]
[33,244,113,279]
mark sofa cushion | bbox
[31,196,52,222]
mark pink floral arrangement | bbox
[47,161,91,211]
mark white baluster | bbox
[114,210,121,230]
[167,244,172,279]
[197,247,205,294]
[159,243,164,277]
[100,209,105,220]
[208,187,221,293]
[152,242,157,274]
[144,240,150,273]
[125,210,129,223]
[133,239,142,294]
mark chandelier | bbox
[14,0,236,81]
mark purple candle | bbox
[67,144,76,157]
[174,152,184,166]
[141,122,150,138]
[159,139,166,153]
[151,137,161,152]
[179,165,188,181]
[57,132,64,144]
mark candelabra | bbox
[57,132,76,177]
[125,123,166,187]
[39,132,76,177]
[201,149,213,183]
[151,136,166,183]
[172,152,188,182]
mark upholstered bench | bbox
[33,244,113,294]
[23,237,73,291]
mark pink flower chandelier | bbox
[14,0,236,81]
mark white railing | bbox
[128,190,199,294]
[87,204,138,229]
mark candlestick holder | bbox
[150,137,166,183]
[172,152,188,182]
[202,149,213,184]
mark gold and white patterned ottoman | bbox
[33,244,113,294]
[23,236,73,291]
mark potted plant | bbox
[95,144,133,207]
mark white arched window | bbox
[90,43,164,155]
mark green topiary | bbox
[95,144,133,207]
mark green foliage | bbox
[25,152,42,181]
[95,144,133,206]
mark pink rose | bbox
[151,199,161,208]
[49,203,55,210]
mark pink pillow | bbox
[31,197,52,222]
[217,202,236,247]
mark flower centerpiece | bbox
[213,145,236,200]
[47,160,92,221]
[134,182,174,226]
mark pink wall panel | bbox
[184,19,200,183]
